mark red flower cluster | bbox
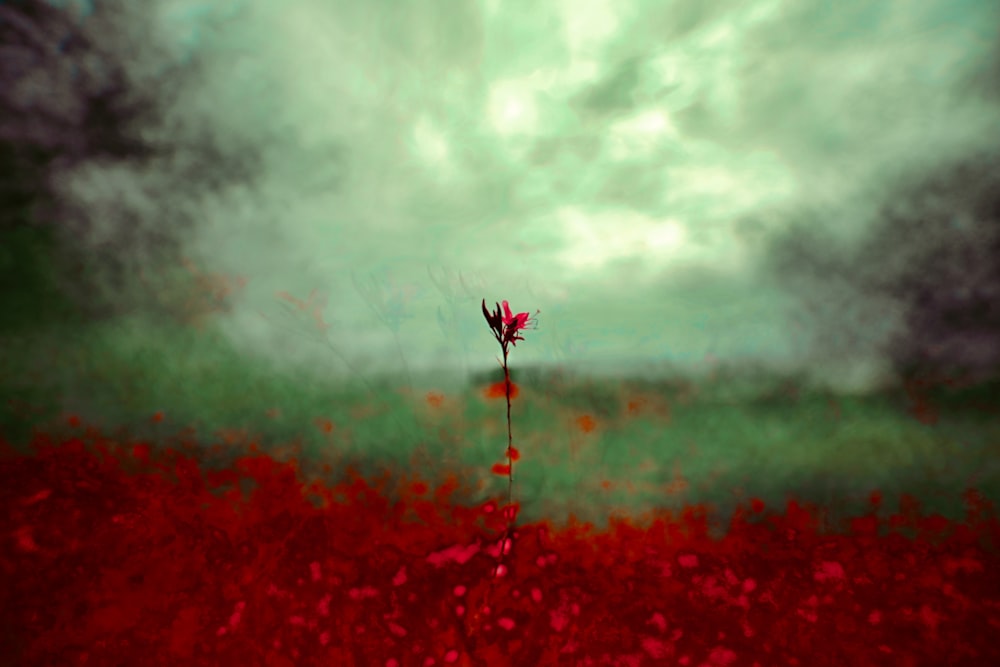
[2,431,999,666]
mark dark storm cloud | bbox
[760,146,1000,384]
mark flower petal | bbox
[502,300,514,324]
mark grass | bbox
[2,315,999,533]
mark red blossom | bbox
[482,299,539,349]
[1,431,999,665]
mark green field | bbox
[3,316,998,533]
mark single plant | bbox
[473,298,540,627]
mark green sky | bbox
[22,0,1000,392]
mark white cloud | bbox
[35,0,999,386]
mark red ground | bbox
[2,426,999,666]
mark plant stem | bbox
[503,348,513,532]
[472,345,516,631]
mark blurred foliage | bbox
[0,0,262,325]
[2,312,996,524]
[0,223,82,334]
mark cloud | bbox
[8,0,998,389]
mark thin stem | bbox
[473,344,516,629]
[504,349,513,527]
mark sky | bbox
[24,0,1000,393]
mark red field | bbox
[2,426,999,666]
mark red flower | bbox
[501,300,532,347]
[482,299,538,348]
[502,300,531,330]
